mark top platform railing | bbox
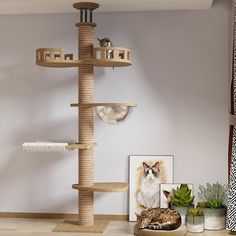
[36,47,131,68]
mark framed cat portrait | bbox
[129,155,174,221]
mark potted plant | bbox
[170,184,195,224]
[197,182,227,230]
[186,207,204,233]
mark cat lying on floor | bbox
[136,208,181,230]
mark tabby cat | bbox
[136,208,181,230]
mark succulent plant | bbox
[171,185,195,206]
[187,207,204,216]
[198,182,228,208]
[197,201,209,208]
[208,199,222,208]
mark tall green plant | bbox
[171,185,195,206]
[198,182,228,208]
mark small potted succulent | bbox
[197,182,227,230]
[170,184,195,224]
[186,207,204,233]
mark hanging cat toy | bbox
[97,37,114,70]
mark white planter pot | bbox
[203,207,226,230]
[170,204,194,225]
[186,215,204,233]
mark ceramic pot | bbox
[203,207,226,230]
[170,204,194,224]
[186,215,204,233]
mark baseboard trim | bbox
[0,212,128,221]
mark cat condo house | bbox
[23,1,136,233]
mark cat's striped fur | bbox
[136,208,181,230]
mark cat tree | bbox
[34,2,135,233]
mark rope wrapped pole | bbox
[77,23,95,226]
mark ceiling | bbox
[0,0,214,15]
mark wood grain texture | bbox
[70,103,137,108]
[0,212,128,221]
[73,2,99,10]
[72,182,129,192]
[36,59,131,68]
[0,218,228,236]
[53,220,109,233]
[36,61,78,68]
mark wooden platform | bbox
[36,60,78,67]
[36,47,132,68]
[72,182,128,192]
[70,102,137,108]
[36,59,131,68]
[53,220,109,233]
[73,2,99,10]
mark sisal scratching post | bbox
[78,23,95,226]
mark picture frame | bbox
[160,183,194,208]
[129,155,174,221]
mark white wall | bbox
[0,0,229,214]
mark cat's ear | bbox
[143,162,149,170]
[97,38,101,42]
[152,161,159,171]
[163,190,170,199]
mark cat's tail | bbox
[148,221,181,231]
[160,223,181,231]
[148,224,161,230]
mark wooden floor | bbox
[0,218,231,236]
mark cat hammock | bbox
[24,1,136,233]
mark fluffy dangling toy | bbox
[97,37,114,70]
[97,37,113,47]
